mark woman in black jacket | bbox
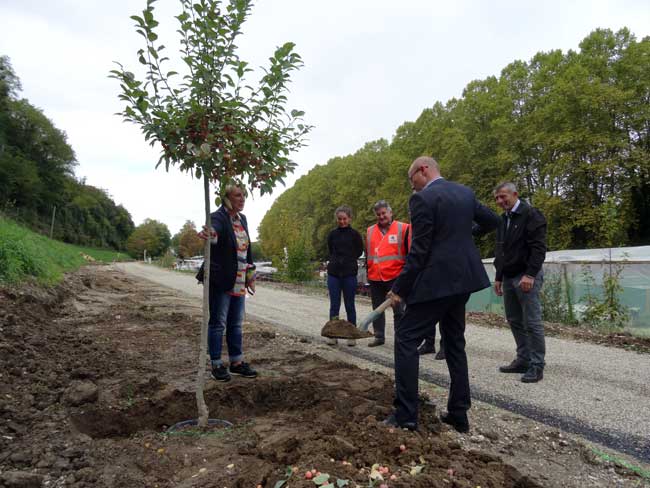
[326,205,364,345]
[198,184,257,382]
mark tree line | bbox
[259,28,650,260]
[0,55,136,249]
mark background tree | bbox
[111,0,311,426]
[126,218,171,259]
[173,220,204,258]
[0,55,135,249]
[250,241,265,261]
[259,28,650,260]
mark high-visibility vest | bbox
[366,220,409,282]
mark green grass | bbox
[0,216,131,285]
[589,447,650,480]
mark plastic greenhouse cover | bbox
[482,246,650,290]
[483,246,650,264]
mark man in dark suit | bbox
[493,182,547,383]
[386,157,499,433]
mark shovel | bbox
[321,298,393,339]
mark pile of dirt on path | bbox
[0,266,547,488]
[321,319,374,339]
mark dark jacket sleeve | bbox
[525,208,547,277]
[392,193,432,299]
[354,229,364,259]
[472,200,500,236]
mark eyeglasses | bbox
[408,165,426,184]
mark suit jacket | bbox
[493,200,546,281]
[196,205,253,291]
[392,179,500,305]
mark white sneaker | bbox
[326,338,338,345]
[346,339,357,347]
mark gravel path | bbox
[116,262,650,461]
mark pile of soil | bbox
[0,267,545,488]
[321,319,374,339]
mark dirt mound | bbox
[321,319,374,339]
[4,266,641,487]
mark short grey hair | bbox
[373,200,392,213]
[334,205,353,219]
[223,183,246,198]
[411,156,440,173]
[494,182,517,195]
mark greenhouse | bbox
[468,246,650,330]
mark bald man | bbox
[385,157,499,433]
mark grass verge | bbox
[0,216,130,285]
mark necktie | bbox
[505,211,512,230]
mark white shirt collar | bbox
[424,176,443,189]
[510,199,521,214]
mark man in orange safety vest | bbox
[365,200,411,347]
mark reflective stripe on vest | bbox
[367,221,408,281]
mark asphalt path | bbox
[116,262,650,462]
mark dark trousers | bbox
[503,271,545,367]
[327,274,358,324]
[394,293,471,425]
[369,279,403,341]
[422,326,443,350]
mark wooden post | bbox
[49,206,56,239]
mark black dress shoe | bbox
[521,366,544,383]
[440,413,469,433]
[368,339,385,347]
[434,349,446,360]
[499,359,529,373]
[417,341,436,355]
[382,414,417,431]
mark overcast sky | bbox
[1,1,649,241]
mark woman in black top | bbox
[327,205,364,345]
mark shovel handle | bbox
[359,298,394,332]
[375,298,393,314]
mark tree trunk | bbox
[196,174,211,427]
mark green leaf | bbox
[336,480,349,487]
[313,473,330,485]
[273,481,286,488]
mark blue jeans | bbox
[208,288,245,366]
[327,274,357,324]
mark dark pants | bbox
[503,271,545,368]
[394,293,470,426]
[327,274,358,325]
[369,279,404,341]
[422,326,443,350]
